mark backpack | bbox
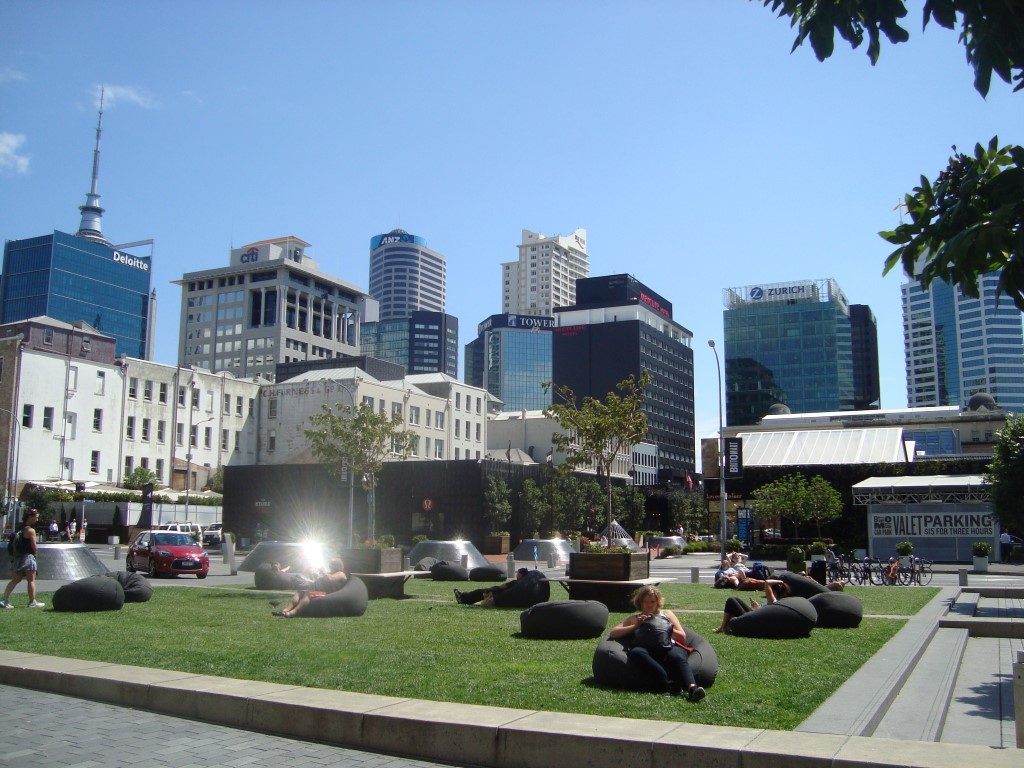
[6,531,23,558]
[750,561,772,581]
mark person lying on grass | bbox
[273,557,347,617]
[608,585,705,703]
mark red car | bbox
[126,530,210,578]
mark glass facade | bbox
[723,279,854,426]
[1,231,152,358]
[368,230,446,321]
[361,311,458,377]
[465,314,554,411]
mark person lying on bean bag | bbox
[520,600,609,639]
[713,580,791,634]
[273,557,347,617]
[454,568,548,607]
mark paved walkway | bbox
[0,684,463,768]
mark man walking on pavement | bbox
[2,508,45,609]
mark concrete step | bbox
[873,626,968,741]
[947,591,980,617]
[976,595,1024,619]
[939,636,1019,747]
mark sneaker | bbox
[27,601,45,609]
[453,589,464,604]
[687,685,706,703]
[668,681,683,696]
[0,600,12,609]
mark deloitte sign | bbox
[112,250,149,272]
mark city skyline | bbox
[2,3,1020,471]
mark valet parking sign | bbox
[871,511,994,538]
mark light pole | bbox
[338,381,358,547]
[708,340,727,559]
[0,406,23,529]
[183,381,214,521]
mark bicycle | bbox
[911,557,933,586]
[844,554,869,585]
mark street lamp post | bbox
[183,382,214,521]
[708,340,727,559]
[0,406,23,530]
[339,381,358,548]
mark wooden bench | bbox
[556,577,673,612]
[350,570,420,599]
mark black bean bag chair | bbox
[780,572,829,599]
[254,563,300,590]
[730,596,817,639]
[520,600,609,639]
[295,577,368,618]
[592,629,718,691]
[414,557,439,572]
[470,565,506,582]
[430,561,470,581]
[809,591,863,628]
[492,570,549,608]
[52,575,125,612]
[106,571,153,603]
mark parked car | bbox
[762,528,782,539]
[157,522,202,538]
[203,523,224,547]
[126,530,209,578]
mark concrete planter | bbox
[484,534,510,555]
[568,552,649,581]
[340,547,403,574]
[973,555,989,573]
[107,536,120,545]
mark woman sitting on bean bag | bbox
[607,585,706,702]
[273,557,347,617]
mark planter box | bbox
[973,555,989,573]
[107,536,120,545]
[568,552,649,581]
[484,535,510,555]
[341,547,403,574]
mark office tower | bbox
[360,310,459,377]
[464,313,554,411]
[175,236,368,382]
[723,279,859,426]
[502,228,589,317]
[552,274,695,476]
[903,268,1024,410]
[850,304,881,409]
[368,230,446,321]
[0,100,155,359]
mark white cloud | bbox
[0,132,30,174]
[0,68,27,84]
[94,83,159,109]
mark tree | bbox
[482,476,512,534]
[545,372,650,537]
[517,479,547,539]
[551,475,605,535]
[122,466,158,491]
[986,413,1024,530]
[758,1,1023,96]
[752,473,810,537]
[759,2,1024,302]
[805,475,844,536]
[881,139,1024,308]
[611,484,648,534]
[671,490,708,535]
[305,401,417,544]
[206,466,225,494]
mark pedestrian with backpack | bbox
[2,508,44,609]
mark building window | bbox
[143,380,153,401]
[204,426,212,449]
[42,407,54,431]
[434,440,444,459]
[455,447,460,459]
[455,392,461,409]
[223,394,231,414]
[475,422,481,441]
[178,386,186,406]
[268,398,278,419]
[159,382,168,404]
[191,387,200,409]
[93,408,102,431]
[124,456,133,476]
[435,412,444,430]
[155,458,164,481]
[95,371,105,395]
[476,397,481,414]
[409,406,420,425]
[235,396,243,416]
[157,420,166,443]
[221,429,229,450]
[43,327,54,345]
[128,377,138,399]
[126,416,135,440]
[392,402,402,419]
[21,404,33,428]
[68,366,78,391]
[176,422,184,446]
[268,429,277,452]
[90,450,100,474]
[455,420,460,438]
[190,425,198,448]
[248,398,255,415]
[141,418,151,442]
[234,430,241,451]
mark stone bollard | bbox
[403,555,411,571]
[548,552,557,568]
[226,540,237,576]
[222,537,234,565]
[958,568,968,586]
[691,567,701,584]
[113,545,121,562]
[1015,649,1024,748]
[506,552,515,579]
[460,554,469,569]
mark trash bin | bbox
[809,559,827,585]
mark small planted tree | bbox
[545,372,650,541]
[482,476,512,535]
[752,473,810,538]
[122,466,158,491]
[986,413,1024,532]
[305,401,417,544]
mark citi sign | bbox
[113,251,149,272]
[240,247,260,263]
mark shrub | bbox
[808,541,829,555]
[685,539,706,553]
[725,537,743,553]
[971,541,992,558]
[660,545,682,557]
[412,534,428,545]
[895,541,914,556]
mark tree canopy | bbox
[545,372,650,535]
[751,472,842,537]
[985,413,1024,531]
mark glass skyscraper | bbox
[903,268,1024,410]
[361,310,459,377]
[368,230,446,321]
[722,279,861,426]
[464,313,554,411]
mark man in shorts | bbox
[2,508,45,609]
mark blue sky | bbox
[1,2,1021,470]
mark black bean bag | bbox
[430,561,470,581]
[254,563,300,590]
[780,572,829,599]
[809,591,863,628]
[470,565,506,582]
[106,571,153,603]
[492,570,549,608]
[295,577,368,618]
[520,600,609,639]
[414,557,439,571]
[592,629,718,691]
[52,575,125,612]
[730,596,818,639]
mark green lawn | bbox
[0,581,938,730]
